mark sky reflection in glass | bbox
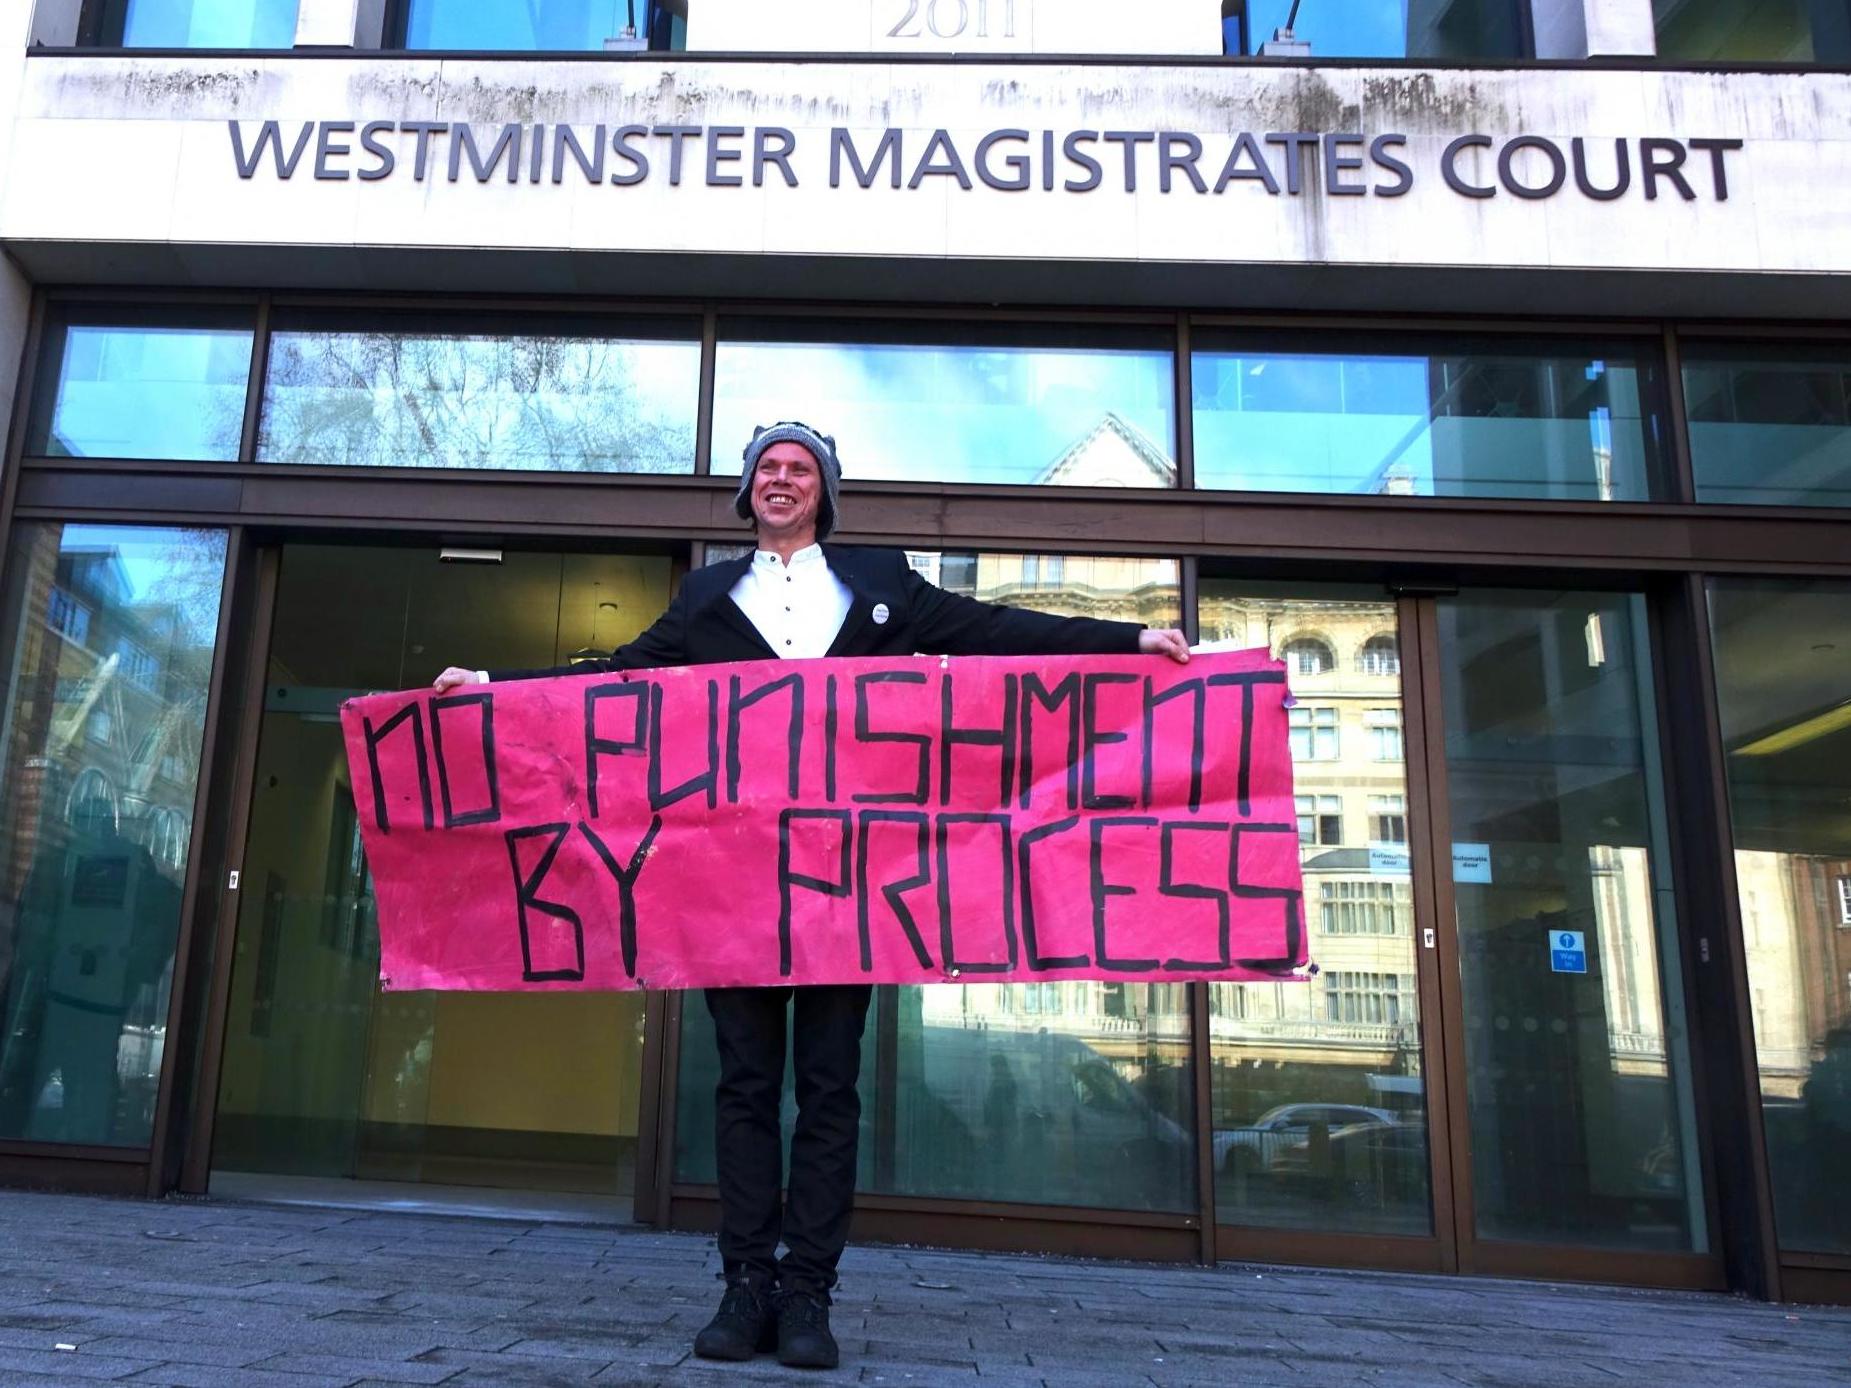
[1232,0,1524,58]
[109,0,300,47]
[713,333,1177,488]
[404,0,677,50]
[33,322,252,462]
[1192,339,1663,501]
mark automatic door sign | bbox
[1549,930,1588,975]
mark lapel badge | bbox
[871,602,891,626]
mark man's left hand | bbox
[1139,629,1190,664]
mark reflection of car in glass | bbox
[1271,1120,1430,1211]
[676,1021,1196,1212]
[893,1026,1193,1211]
[1212,1103,1397,1176]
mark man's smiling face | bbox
[750,441,824,545]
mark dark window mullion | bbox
[238,297,272,465]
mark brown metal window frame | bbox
[12,291,1851,576]
[1,287,1847,1293]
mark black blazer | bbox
[491,545,1143,679]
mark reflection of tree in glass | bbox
[74,530,226,884]
[261,332,695,472]
[141,529,231,648]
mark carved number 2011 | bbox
[887,0,1017,39]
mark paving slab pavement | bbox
[0,1191,1844,1387]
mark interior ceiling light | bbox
[1735,699,1851,757]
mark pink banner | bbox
[339,650,1308,992]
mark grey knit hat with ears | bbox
[735,421,844,541]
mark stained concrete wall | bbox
[3,56,1841,282]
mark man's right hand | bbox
[433,667,485,695]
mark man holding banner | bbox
[434,421,1189,1370]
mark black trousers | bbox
[703,983,873,1294]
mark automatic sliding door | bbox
[211,543,672,1205]
[1707,578,1851,1270]
[1200,584,1439,1252]
[1433,589,1710,1268]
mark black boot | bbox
[693,1275,777,1361]
[775,1286,840,1370]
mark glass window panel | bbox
[403,0,685,51]
[28,309,254,462]
[714,319,1177,488]
[886,552,1190,1210]
[1684,342,1851,507]
[674,551,1193,1212]
[257,312,700,473]
[1227,0,1529,57]
[673,995,880,1191]
[1653,0,1850,62]
[918,549,1181,626]
[1202,583,1432,1236]
[99,0,301,47]
[1708,576,1851,1256]
[0,524,229,1148]
[1438,590,1706,1251]
[1192,332,1668,501]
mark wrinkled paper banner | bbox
[340,649,1309,991]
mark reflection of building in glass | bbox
[1200,595,1415,1076]
[1736,849,1851,1100]
[712,336,1177,490]
[0,526,222,1148]
[957,553,1180,630]
[1035,411,1176,488]
[1187,595,1431,1237]
[1590,845,1670,1078]
[3,533,208,900]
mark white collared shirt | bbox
[728,544,855,658]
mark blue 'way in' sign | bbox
[1550,929,1588,975]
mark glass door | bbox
[1200,583,1444,1264]
[1200,580,1721,1287]
[208,543,672,1209]
[1430,588,1715,1280]
[1707,578,1851,1271]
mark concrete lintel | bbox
[8,238,1851,325]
